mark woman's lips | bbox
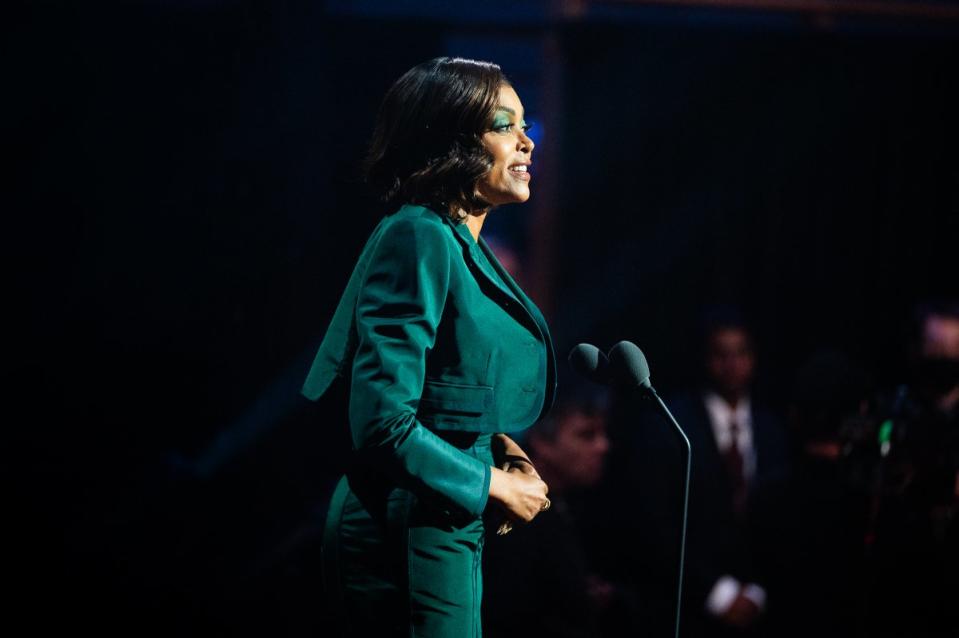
[508,164,531,181]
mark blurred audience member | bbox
[911,300,959,420]
[780,301,958,638]
[672,315,790,636]
[862,301,959,637]
[590,310,789,637]
[483,390,638,637]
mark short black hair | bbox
[364,57,510,218]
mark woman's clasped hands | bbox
[488,434,550,533]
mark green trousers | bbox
[323,433,493,637]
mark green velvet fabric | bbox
[302,204,556,518]
[323,433,495,638]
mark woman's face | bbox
[475,84,535,207]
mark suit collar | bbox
[439,211,528,309]
[385,205,527,311]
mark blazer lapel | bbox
[443,216,537,330]
[441,212,557,420]
[477,236,550,335]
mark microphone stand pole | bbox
[646,387,691,638]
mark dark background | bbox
[8,0,957,635]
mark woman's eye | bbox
[491,120,532,134]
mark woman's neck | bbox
[453,206,489,242]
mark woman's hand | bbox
[492,433,541,478]
[488,466,549,524]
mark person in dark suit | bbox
[301,58,556,637]
[664,318,790,636]
[589,314,789,637]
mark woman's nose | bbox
[518,130,534,153]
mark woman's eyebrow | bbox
[495,106,517,116]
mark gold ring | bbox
[541,498,551,511]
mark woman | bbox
[302,57,556,637]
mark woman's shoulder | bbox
[358,203,461,265]
[376,204,459,245]
[384,203,449,228]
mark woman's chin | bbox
[481,187,531,207]
[509,188,531,204]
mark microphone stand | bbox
[570,342,690,636]
[644,386,691,638]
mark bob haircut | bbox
[364,57,510,218]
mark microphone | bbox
[568,343,610,385]
[607,340,652,391]
[570,340,691,638]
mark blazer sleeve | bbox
[349,217,492,518]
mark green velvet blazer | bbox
[302,204,557,518]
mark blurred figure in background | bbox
[667,314,790,636]
[910,301,959,425]
[861,301,959,637]
[780,301,959,638]
[590,310,789,637]
[484,390,639,637]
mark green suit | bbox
[303,204,556,636]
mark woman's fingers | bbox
[506,459,541,479]
[490,467,550,523]
[510,472,549,522]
